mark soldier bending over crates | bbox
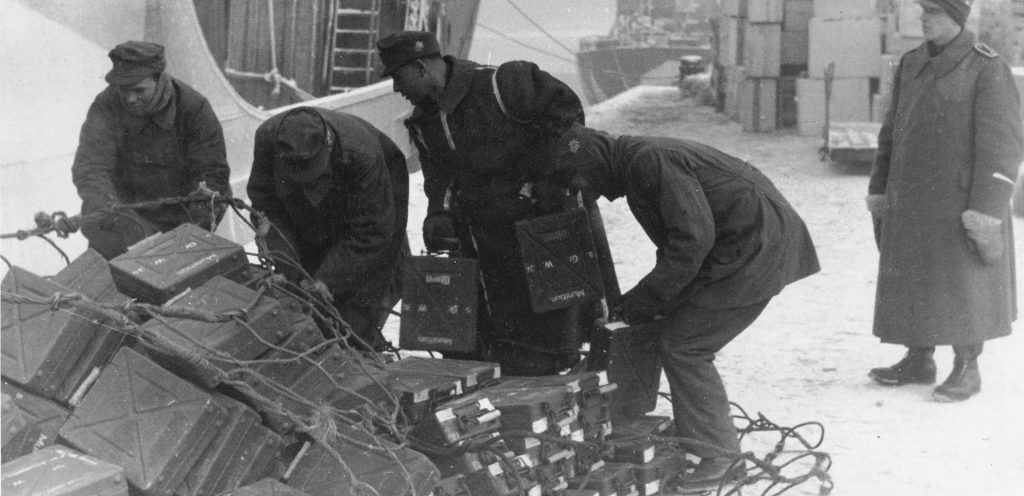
[547,124,820,490]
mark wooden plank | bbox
[739,77,778,132]
[749,0,784,23]
[226,0,250,71]
[744,22,781,77]
[719,16,744,67]
[725,65,746,121]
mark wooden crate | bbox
[722,0,748,17]
[796,77,872,136]
[808,17,882,78]
[739,77,778,132]
[750,0,784,23]
[719,16,744,67]
[813,0,875,19]
[784,0,814,31]
[744,23,782,77]
[781,30,809,66]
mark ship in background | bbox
[577,0,713,104]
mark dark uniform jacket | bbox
[869,30,1022,346]
[72,77,231,230]
[405,56,584,223]
[247,109,410,311]
[585,132,820,310]
[403,57,588,372]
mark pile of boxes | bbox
[1,223,689,496]
[715,0,939,135]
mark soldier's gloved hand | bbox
[865,194,886,250]
[962,210,1004,264]
[423,212,461,252]
[615,284,662,324]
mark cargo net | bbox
[1,193,833,496]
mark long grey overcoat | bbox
[869,30,1023,346]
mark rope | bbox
[501,0,578,57]
[475,23,578,66]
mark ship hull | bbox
[577,45,709,104]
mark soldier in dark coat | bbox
[247,107,410,350]
[72,41,231,259]
[548,124,820,489]
[376,31,612,375]
[867,0,1022,402]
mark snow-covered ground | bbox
[386,85,1024,496]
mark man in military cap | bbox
[867,0,1022,401]
[72,40,231,259]
[375,30,616,376]
[247,107,410,350]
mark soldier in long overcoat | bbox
[548,124,819,490]
[866,0,1023,401]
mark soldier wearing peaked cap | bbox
[72,41,231,259]
[247,107,410,350]
[376,30,619,376]
[866,0,1023,401]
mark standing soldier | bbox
[376,31,609,375]
[866,0,1023,401]
[247,107,410,350]
[72,41,231,259]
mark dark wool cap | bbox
[275,107,334,182]
[105,41,166,85]
[376,31,441,77]
[919,0,972,26]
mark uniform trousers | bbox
[659,299,769,458]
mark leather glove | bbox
[865,194,885,250]
[615,284,662,324]
[423,212,461,252]
[962,210,1004,264]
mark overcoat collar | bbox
[436,56,484,114]
[906,29,977,79]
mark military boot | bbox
[868,347,936,386]
[933,344,982,402]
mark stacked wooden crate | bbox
[717,0,812,132]
[795,0,882,136]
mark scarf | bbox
[126,71,174,118]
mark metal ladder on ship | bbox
[329,0,382,94]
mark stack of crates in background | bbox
[715,0,901,134]
[796,0,881,136]
[717,0,814,131]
